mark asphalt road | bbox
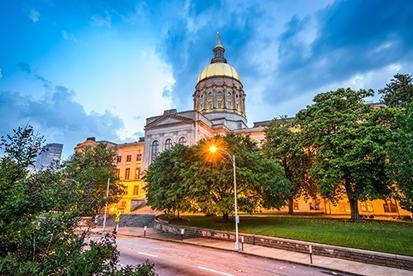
[116,236,349,276]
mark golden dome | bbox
[197,63,240,83]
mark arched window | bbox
[165,138,172,150]
[151,140,159,161]
[178,137,187,145]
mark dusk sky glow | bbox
[1,0,413,157]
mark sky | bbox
[1,0,413,157]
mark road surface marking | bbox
[138,251,158,258]
[198,266,234,276]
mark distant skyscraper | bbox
[35,143,63,171]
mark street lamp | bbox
[208,145,240,251]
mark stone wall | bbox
[154,218,413,271]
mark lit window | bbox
[116,156,121,163]
[123,186,128,195]
[125,168,130,180]
[126,155,132,162]
[165,138,172,150]
[383,201,397,213]
[135,167,141,180]
[118,201,127,210]
[151,140,159,161]
[178,137,187,145]
[133,185,139,195]
[361,201,374,212]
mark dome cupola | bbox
[193,33,247,130]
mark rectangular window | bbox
[293,201,299,210]
[383,201,397,213]
[136,154,142,161]
[309,199,320,210]
[116,156,122,163]
[115,169,120,179]
[133,185,139,195]
[118,201,127,210]
[123,186,128,195]
[125,168,130,180]
[126,155,132,162]
[135,167,141,180]
[361,202,374,212]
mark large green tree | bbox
[144,134,291,221]
[189,134,291,221]
[63,143,123,215]
[296,88,393,220]
[379,73,413,107]
[144,144,196,217]
[387,102,413,212]
[263,117,317,214]
[0,126,154,275]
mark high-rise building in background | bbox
[35,143,63,171]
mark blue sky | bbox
[1,0,413,157]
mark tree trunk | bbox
[222,213,229,222]
[348,197,360,220]
[288,198,294,215]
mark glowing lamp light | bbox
[209,145,218,153]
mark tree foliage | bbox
[296,88,393,220]
[263,117,317,214]
[145,133,291,221]
[144,144,196,217]
[379,73,413,107]
[0,125,155,275]
[63,144,123,215]
[387,102,413,212]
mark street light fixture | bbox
[208,145,240,251]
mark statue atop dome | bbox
[216,32,222,46]
[211,32,227,64]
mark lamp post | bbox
[102,178,110,232]
[209,145,240,251]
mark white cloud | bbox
[29,9,40,23]
[90,11,112,28]
[61,30,78,43]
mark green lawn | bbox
[172,215,413,256]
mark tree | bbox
[0,125,155,275]
[263,117,317,214]
[387,102,413,212]
[144,144,196,217]
[379,73,413,107]
[189,134,291,221]
[63,143,123,215]
[296,89,393,220]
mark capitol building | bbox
[76,37,409,218]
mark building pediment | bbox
[144,114,195,130]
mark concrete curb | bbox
[94,231,360,276]
[153,219,413,271]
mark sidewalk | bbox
[92,226,411,276]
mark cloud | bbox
[17,62,52,84]
[61,30,78,43]
[153,0,413,123]
[29,9,40,23]
[0,87,124,157]
[90,11,112,28]
[17,62,32,73]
